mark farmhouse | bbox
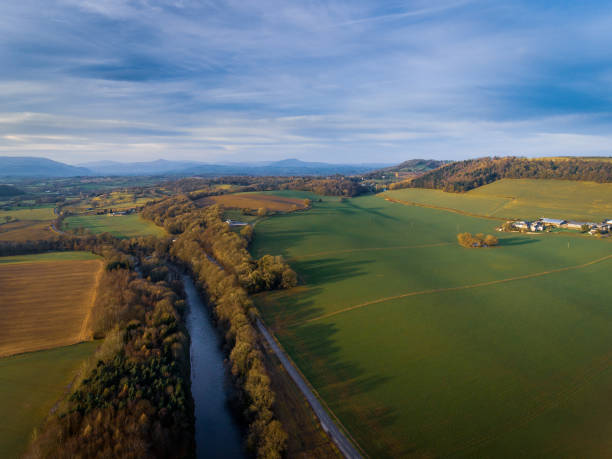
[513,220,529,229]
[109,208,135,216]
[541,218,566,227]
[565,221,596,230]
[225,219,248,227]
[509,217,610,235]
[529,221,544,231]
[509,220,545,231]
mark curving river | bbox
[182,275,245,459]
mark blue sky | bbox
[1,0,611,164]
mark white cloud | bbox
[0,1,611,162]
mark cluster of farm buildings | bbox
[508,218,612,235]
[84,207,136,216]
[225,219,249,227]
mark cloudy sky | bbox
[1,1,612,164]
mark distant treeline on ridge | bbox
[390,157,612,192]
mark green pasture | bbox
[386,178,612,221]
[0,342,99,458]
[0,251,99,264]
[0,206,55,222]
[252,193,612,457]
[62,214,165,238]
[257,190,327,200]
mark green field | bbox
[0,206,55,222]
[62,214,165,238]
[0,251,99,264]
[251,193,612,457]
[386,178,612,221]
[0,342,99,458]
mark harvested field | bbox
[0,220,55,242]
[0,253,103,357]
[200,192,308,212]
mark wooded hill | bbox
[363,159,447,180]
[391,157,612,192]
[0,184,24,197]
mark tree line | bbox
[142,196,296,458]
[142,197,298,293]
[166,175,368,197]
[23,242,194,458]
[390,157,612,192]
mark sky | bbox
[1,0,612,164]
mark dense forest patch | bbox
[391,157,612,192]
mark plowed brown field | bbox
[200,193,307,211]
[0,259,103,357]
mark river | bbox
[182,275,245,459]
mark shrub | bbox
[457,232,498,248]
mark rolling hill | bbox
[363,159,448,179]
[393,156,612,192]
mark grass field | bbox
[0,206,57,242]
[0,220,54,242]
[251,193,612,457]
[386,179,612,221]
[0,251,100,264]
[0,342,99,458]
[0,252,103,357]
[200,192,309,212]
[0,206,55,221]
[87,190,159,210]
[62,214,165,238]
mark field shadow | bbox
[264,257,373,325]
[294,257,373,286]
[345,200,400,223]
[290,321,398,429]
[251,229,312,258]
[498,236,539,247]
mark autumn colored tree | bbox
[457,232,498,248]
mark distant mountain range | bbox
[0,156,391,178]
[0,156,91,177]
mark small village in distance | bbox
[502,217,612,236]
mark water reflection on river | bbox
[183,275,245,459]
